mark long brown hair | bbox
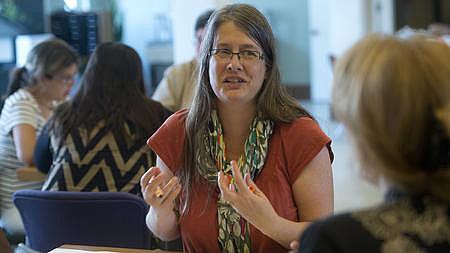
[49,42,170,147]
[180,4,312,213]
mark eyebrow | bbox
[215,43,260,50]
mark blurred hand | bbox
[140,166,181,212]
[289,240,299,253]
[217,160,279,233]
[16,166,46,182]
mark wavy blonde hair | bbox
[332,34,450,201]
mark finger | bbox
[143,184,158,205]
[244,173,262,195]
[143,176,168,206]
[160,182,182,205]
[217,171,233,201]
[229,182,236,192]
[140,167,161,189]
[244,173,254,193]
[158,176,179,199]
[142,172,165,203]
[290,240,299,250]
[225,173,234,191]
[146,173,165,197]
[155,186,164,199]
[230,160,247,193]
[217,171,227,191]
[141,171,163,201]
[161,176,179,192]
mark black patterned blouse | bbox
[35,121,163,195]
[298,190,450,253]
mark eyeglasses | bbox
[210,48,264,63]
[46,74,75,85]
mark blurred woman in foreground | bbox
[298,35,450,252]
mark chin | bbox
[219,95,253,105]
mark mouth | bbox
[223,76,247,84]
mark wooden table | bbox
[49,244,182,253]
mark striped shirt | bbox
[0,89,44,210]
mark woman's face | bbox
[208,22,266,106]
[44,63,78,100]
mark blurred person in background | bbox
[0,39,78,237]
[152,9,214,111]
[34,42,171,196]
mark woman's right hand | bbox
[141,163,181,241]
[140,166,181,212]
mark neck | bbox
[216,101,256,160]
[27,85,53,113]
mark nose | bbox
[226,54,243,71]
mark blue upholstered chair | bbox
[13,190,153,252]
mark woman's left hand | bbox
[16,166,46,182]
[217,160,280,234]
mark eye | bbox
[240,50,259,59]
[215,49,232,58]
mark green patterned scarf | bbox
[197,110,273,253]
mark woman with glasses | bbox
[0,38,78,236]
[141,4,334,252]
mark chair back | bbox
[13,190,152,252]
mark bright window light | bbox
[64,0,78,11]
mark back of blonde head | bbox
[332,34,450,201]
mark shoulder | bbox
[300,213,353,245]
[351,196,450,242]
[304,212,359,234]
[275,116,332,160]
[299,212,375,253]
[168,59,196,71]
[0,89,41,133]
[179,59,197,70]
[166,59,197,76]
[4,89,37,108]
[160,108,188,129]
[300,198,450,253]
[147,109,188,172]
[2,89,39,117]
[277,117,325,137]
[147,109,187,146]
[272,116,333,181]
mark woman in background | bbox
[298,35,450,252]
[142,4,333,252]
[0,39,78,235]
[35,42,171,195]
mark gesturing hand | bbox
[217,160,279,233]
[140,166,181,212]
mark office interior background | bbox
[0,0,449,212]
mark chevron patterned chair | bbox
[13,190,153,252]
